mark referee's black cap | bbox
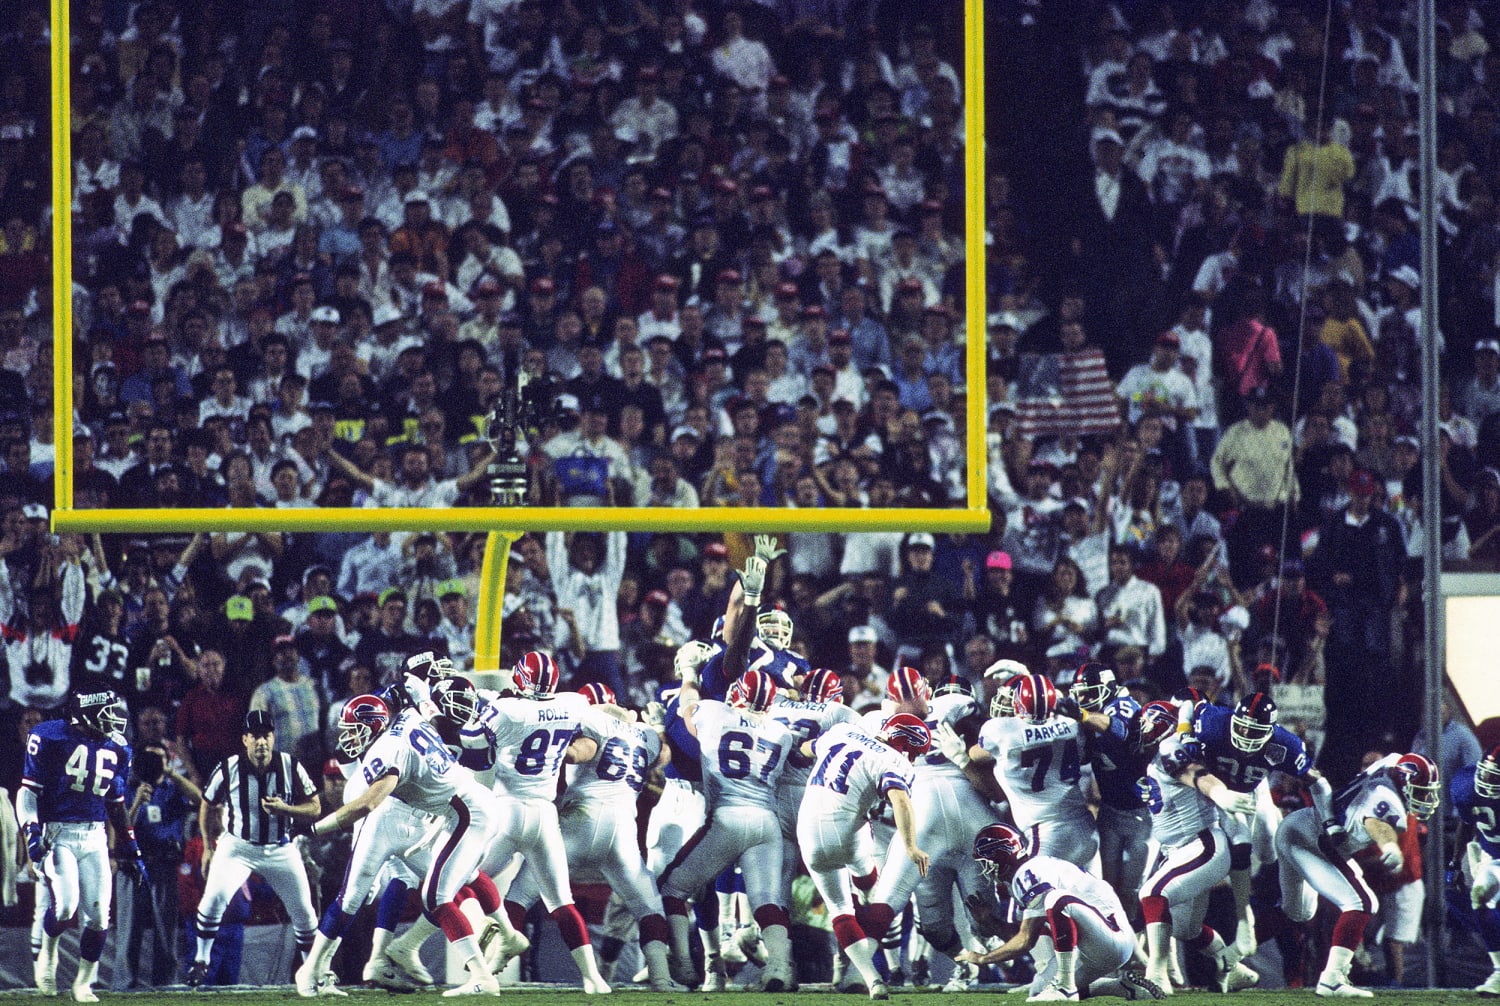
[244,711,275,736]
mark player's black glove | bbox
[1054,695,1083,722]
[288,817,315,839]
[23,822,46,864]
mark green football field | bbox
[1,987,1492,1003]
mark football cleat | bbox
[1475,969,1500,996]
[943,960,978,992]
[314,977,348,998]
[737,925,769,966]
[336,694,392,758]
[443,974,501,996]
[70,986,98,1004]
[386,941,435,985]
[701,954,728,992]
[479,918,530,974]
[294,959,320,998]
[1219,960,1260,993]
[1121,970,1167,1000]
[1027,982,1079,1002]
[35,947,58,996]
[1315,975,1373,997]
[1142,964,1173,997]
[369,959,419,991]
[183,960,208,989]
[868,979,891,1000]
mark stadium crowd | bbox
[1,0,1499,993]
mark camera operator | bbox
[112,713,202,990]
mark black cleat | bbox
[1121,969,1167,1001]
[185,961,209,988]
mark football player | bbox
[796,712,931,1000]
[961,823,1161,1002]
[1452,745,1500,995]
[503,683,681,990]
[1274,752,1438,998]
[867,677,995,981]
[660,669,800,991]
[1191,691,1319,953]
[20,691,145,1001]
[460,651,612,993]
[964,672,1098,868]
[1068,662,1150,923]
[1134,702,1258,994]
[695,536,808,699]
[301,692,507,996]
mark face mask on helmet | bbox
[756,609,793,650]
[433,678,479,724]
[74,691,128,738]
[973,822,1027,883]
[337,694,392,758]
[933,676,974,700]
[1478,748,1500,800]
[1070,661,1116,712]
[990,675,1021,718]
[1230,693,1276,753]
[1395,753,1440,820]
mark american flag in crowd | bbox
[1014,350,1121,440]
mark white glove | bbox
[983,658,1029,680]
[934,722,970,769]
[1378,842,1404,873]
[741,555,767,606]
[673,640,715,683]
[643,701,666,729]
[1211,787,1257,815]
[402,672,434,709]
[753,534,787,564]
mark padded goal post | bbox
[48,0,988,534]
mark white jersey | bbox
[361,709,490,816]
[768,697,860,788]
[691,700,797,811]
[804,721,915,819]
[918,691,984,781]
[1009,854,1126,923]
[978,715,1089,828]
[1333,761,1409,850]
[461,692,591,801]
[562,712,661,813]
[1144,736,1217,848]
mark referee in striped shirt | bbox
[186,711,321,987]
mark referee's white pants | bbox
[197,835,316,937]
[509,804,665,920]
[660,804,783,911]
[336,798,434,915]
[796,808,876,918]
[41,823,111,930]
[478,798,573,912]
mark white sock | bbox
[643,940,672,985]
[74,960,98,989]
[452,935,485,980]
[1145,922,1169,971]
[390,915,439,958]
[844,937,882,987]
[1324,945,1355,979]
[761,925,790,974]
[304,931,337,975]
[1230,869,1252,921]
[571,944,607,984]
[1055,948,1077,989]
[667,912,694,964]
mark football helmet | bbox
[711,615,727,641]
[1174,686,1209,720]
[802,668,843,704]
[934,676,975,700]
[1138,700,1179,749]
[886,665,931,706]
[1012,672,1058,724]
[1070,662,1116,712]
[432,677,479,724]
[756,608,794,650]
[1477,745,1500,800]
[1229,692,1277,753]
[973,822,1028,883]
[990,674,1023,718]
[515,651,560,698]
[1394,752,1440,820]
[71,690,128,738]
[880,712,932,759]
[405,650,455,681]
[337,694,392,758]
[728,669,777,712]
[579,682,617,706]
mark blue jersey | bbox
[657,684,703,783]
[22,719,130,823]
[1192,703,1311,793]
[700,640,810,701]
[1086,692,1148,810]
[1453,764,1500,857]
